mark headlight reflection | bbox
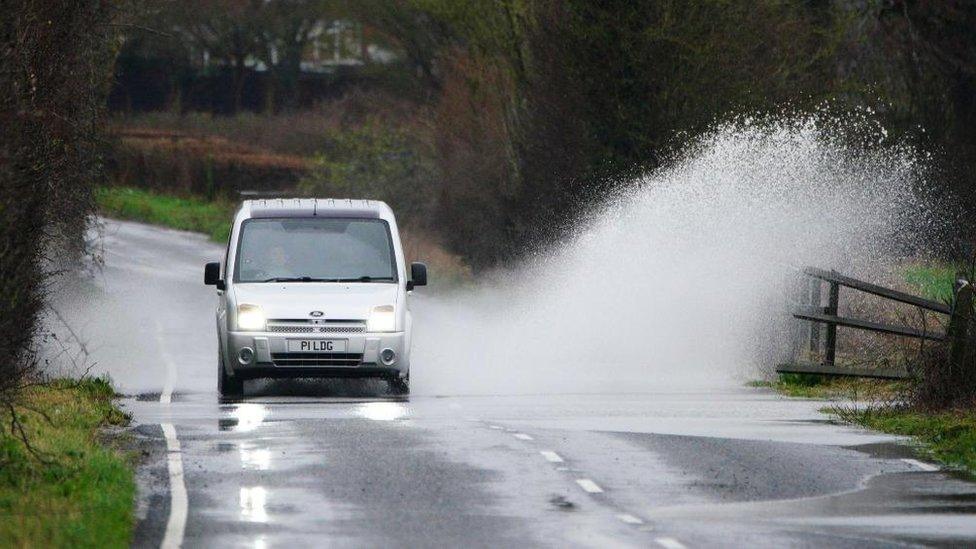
[229,403,268,432]
[356,401,407,421]
[240,486,268,522]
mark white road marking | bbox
[154,318,176,404]
[655,537,687,549]
[488,425,503,430]
[540,450,564,463]
[575,479,604,493]
[513,433,534,441]
[902,458,939,471]
[617,513,644,525]
[160,423,188,549]
[155,318,187,548]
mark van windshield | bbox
[234,218,397,283]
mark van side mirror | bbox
[407,262,427,290]
[204,261,225,290]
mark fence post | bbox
[809,278,822,356]
[824,278,839,366]
[948,276,972,375]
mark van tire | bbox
[388,375,409,395]
[218,354,243,399]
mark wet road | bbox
[60,220,976,548]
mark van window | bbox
[234,218,397,283]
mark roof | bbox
[242,198,391,220]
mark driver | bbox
[267,244,298,278]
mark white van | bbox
[204,198,426,398]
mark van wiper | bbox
[262,276,333,282]
[261,276,395,283]
[333,276,395,283]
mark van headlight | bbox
[237,304,266,331]
[367,305,396,332]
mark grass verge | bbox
[97,186,234,242]
[748,373,906,400]
[830,405,976,474]
[0,378,135,547]
[755,374,976,475]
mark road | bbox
[54,220,976,548]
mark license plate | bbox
[287,339,347,352]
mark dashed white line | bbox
[616,513,644,525]
[160,423,188,549]
[540,450,564,463]
[488,425,503,430]
[513,433,534,441]
[655,537,687,549]
[902,458,939,471]
[575,478,604,493]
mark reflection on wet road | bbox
[65,221,976,548]
[123,388,976,548]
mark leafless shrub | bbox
[0,0,119,430]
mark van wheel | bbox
[218,356,243,399]
[388,375,409,396]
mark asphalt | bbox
[49,220,976,548]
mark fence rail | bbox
[777,267,956,379]
[803,267,952,315]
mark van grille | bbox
[271,352,363,367]
[266,320,366,334]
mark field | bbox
[97,187,236,243]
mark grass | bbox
[749,373,907,400]
[902,263,957,302]
[97,186,234,243]
[0,377,135,547]
[830,405,976,474]
[755,374,976,474]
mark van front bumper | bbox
[223,330,408,379]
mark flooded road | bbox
[62,221,976,547]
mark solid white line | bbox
[156,318,186,547]
[540,450,564,463]
[160,423,188,549]
[617,513,644,525]
[154,318,176,404]
[902,458,939,472]
[575,479,604,493]
[513,433,534,441]
[655,537,687,549]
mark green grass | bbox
[750,373,906,400]
[903,263,957,302]
[97,186,234,242]
[0,377,135,547]
[756,375,976,474]
[829,406,976,474]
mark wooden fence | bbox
[778,267,963,379]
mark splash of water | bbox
[412,112,938,395]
